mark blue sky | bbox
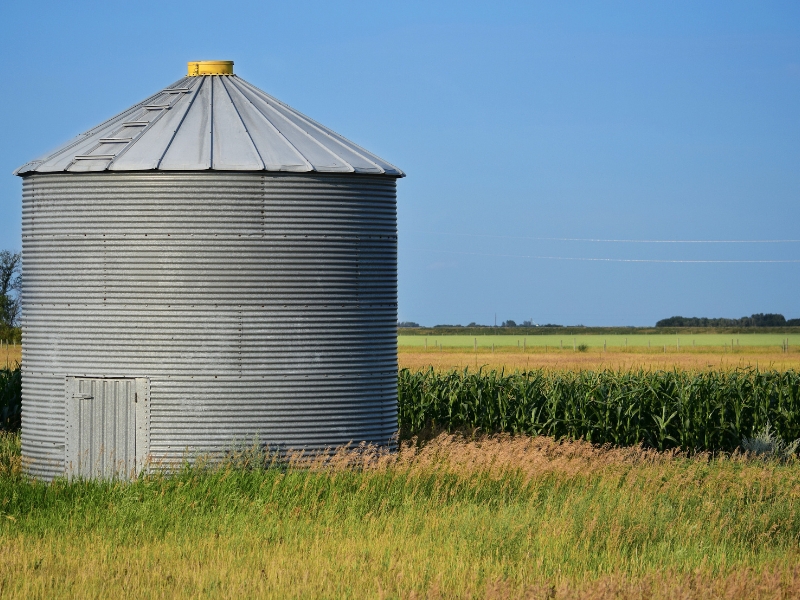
[1,1,798,326]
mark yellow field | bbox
[399,346,800,371]
[1,344,19,369]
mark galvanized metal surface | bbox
[15,75,403,177]
[21,172,398,481]
[65,377,149,480]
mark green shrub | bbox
[740,421,800,461]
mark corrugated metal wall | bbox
[21,172,398,480]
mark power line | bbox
[430,249,800,264]
[411,231,800,244]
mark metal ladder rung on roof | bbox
[99,138,133,143]
[73,155,116,160]
[144,105,171,110]
[122,121,149,127]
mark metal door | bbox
[65,377,149,480]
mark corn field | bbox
[0,365,21,432]
[398,367,800,452]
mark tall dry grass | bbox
[1,344,19,371]
[2,431,800,598]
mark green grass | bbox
[2,431,800,598]
[398,333,800,349]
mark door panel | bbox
[65,377,149,480]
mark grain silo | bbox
[15,60,403,481]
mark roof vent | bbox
[187,61,234,76]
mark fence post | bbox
[677,338,680,351]
[573,338,576,351]
[425,338,427,351]
[474,338,477,352]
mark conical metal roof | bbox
[15,69,403,177]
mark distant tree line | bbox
[401,313,800,330]
[0,251,21,342]
[495,320,564,328]
[656,313,800,328]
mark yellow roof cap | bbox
[187,61,234,76]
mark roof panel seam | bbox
[236,79,402,176]
[236,79,386,174]
[208,75,214,169]
[72,78,197,172]
[155,76,206,170]
[234,78,354,173]
[105,79,199,171]
[226,77,314,171]
[219,77,266,169]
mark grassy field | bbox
[398,333,800,349]
[2,431,800,599]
